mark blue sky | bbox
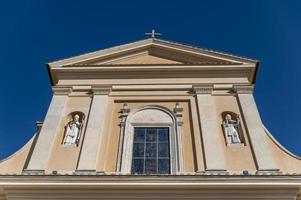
[0,0,300,159]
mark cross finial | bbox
[145,29,161,38]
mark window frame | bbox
[131,125,174,175]
[119,105,182,175]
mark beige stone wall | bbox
[46,95,92,172]
[0,136,34,174]
[1,89,301,175]
[57,77,250,86]
[214,95,257,173]
[265,129,301,173]
[99,99,202,173]
[1,38,301,178]
[108,54,182,64]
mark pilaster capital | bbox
[192,84,213,94]
[92,86,111,95]
[119,103,130,127]
[52,86,72,95]
[173,102,183,126]
[233,85,254,94]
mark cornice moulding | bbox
[47,38,258,67]
[50,69,254,86]
[52,64,255,71]
[1,175,301,186]
[72,85,92,92]
[112,84,193,91]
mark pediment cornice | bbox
[47,38,259,86]
[48,38,258,67]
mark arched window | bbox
[117,105,183,175]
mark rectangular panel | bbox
[158,128,169,142]
[133,143,145,158]
[131,159,144,174]
[134,128,145,142]
[145,143,157,158]
[145,159,157,174]
[146,128,157,142]
[158,143,169,158]
[158,159,170,174]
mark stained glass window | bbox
[131,127,170,174]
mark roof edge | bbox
[47,38,259,67]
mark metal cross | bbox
[145,29,162,38]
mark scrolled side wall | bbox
[264,125,301,173]
[0,134,36,175]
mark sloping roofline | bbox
[48,38,259,67]
[47,38,260,85]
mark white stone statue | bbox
[63,114,82,146]
[223,114,241,144]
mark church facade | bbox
[0,38,301,199]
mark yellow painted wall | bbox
[46,95,92,172]
[99,99,201,173]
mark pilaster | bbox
[193,85,226,172]
[116,103,130,172]
[24,87,71,172]
[76,86,111,172]
[234,85,279,172]
[174,102,184,173]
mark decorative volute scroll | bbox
[62,113,84,147]
[174,102,183,125]
[222,112,243,146]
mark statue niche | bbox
[62,113,84,147]
[222,112,243,145]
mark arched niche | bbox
[61,111,85,146]
[221,111,239,121]
[119,105,183,175]
[221,111,245,146]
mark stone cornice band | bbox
[52,85,253,95]
[192,84,254,95]
[52,86,112,95]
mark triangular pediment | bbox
[84,46,235,65]
[113,54,183,65]
[92,51,184,65]
[48,38,257,67]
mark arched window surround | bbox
[118,105,183,175]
